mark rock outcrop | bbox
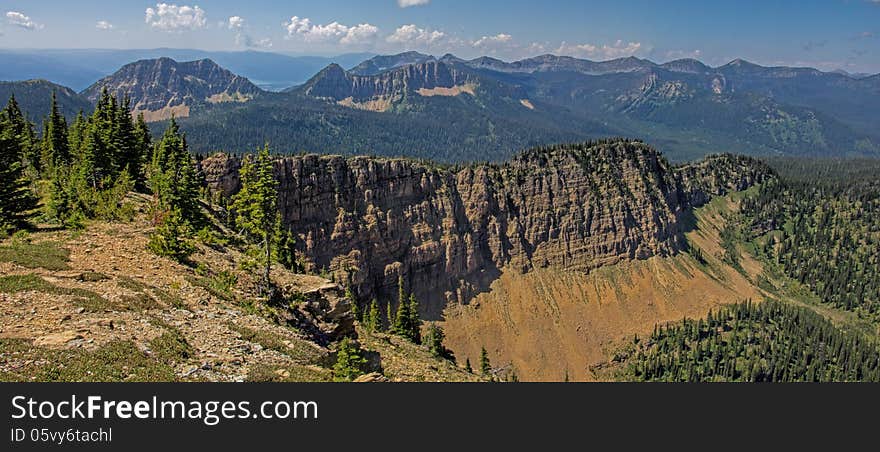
[82,57,262,121]
[202,140,772,318]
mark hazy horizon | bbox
[1,0,878,73]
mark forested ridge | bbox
[740,158,880,318]
[624,300,880,382]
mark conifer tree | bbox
[465,358,473,373]
[46,167,74,226]
[426,323,447,359]
[114,96,140,182]
[332,338,367,382]
[0,100,39,231]
[149,117,200,221]
[133,113,152,180]
[275,220,298,272]
[147,207,195,261]
[68,111,86,156]
[480,347,492,377]
[386,300,395,328]
[366,299,380,333]
[231,144,278,296]
[40,91,70,173]
[408,294,422,344]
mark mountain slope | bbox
[82,58,263,121]
[348,51,436,76]
[0,194,475,383]
[460,56,880,158]
[0,80,93,122]
[202,140,772,320]
[182,53,880,161]
[292,59,528,112]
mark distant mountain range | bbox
[1,50,878,162]
[0,49,374,91]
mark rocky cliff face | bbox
[202,140,771,318]
[82,57,262,121]
[299,60,482,104]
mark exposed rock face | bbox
[278,282,355,345]
[298,61,482,105]
[349,52,436,76]
[82,57,262,121]
[202,141,771,319]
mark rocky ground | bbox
[0,194,475,382]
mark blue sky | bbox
[1,0,879,72]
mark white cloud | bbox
[145,3,207,32]
[236,33,273,49]
[96,20,115,31]
[470,34,518,55]
[555,40,643,60]
[387,24,446,46]
[473,33,513,48]
[398,0,431,7]
[284,16,378,45]
[665,49,703,60]
[228,16,244,30]
[5,11,43,30]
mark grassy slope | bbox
[0,195,470,383]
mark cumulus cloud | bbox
[555,40,643,60]
[284,16,379,45]
[227,16,244,30]
[473,33,513,47]
[96,20,115,30]
[5,11,43,30]
[664,49,703,60]
[225,15,272,49]
[237,34,273,49]
[398,0,430,7]
[145,3,207,31]
[387,24,446,46]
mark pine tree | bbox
[480,347,491,377]
[147,207,195,262]
[408,294,422,344]
[366,299,380,333]
[393,293,412,339]
[275,220,298,272]
[231,144,279,296]
[0,99,39,231]
[114,96,140,183]
[465,358,473,373]
[347,288,360,321]
[46,167,74,226]
[332,338,367,382]
[40,90,70,173]
[426,323,447,359]
[133,112,151,186]
[386,300,395,327]
[68,111,86,156]
[149,118,200,222]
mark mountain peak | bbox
[348,52,436,76]
[83,57,261,121]
[724,58,762,69]
[660,58,711,74]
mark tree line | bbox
[0,91,298,299]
